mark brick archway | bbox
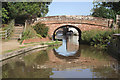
[52,25,81,43]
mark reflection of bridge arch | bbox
[53,35,81,61]
[53,25,81,42]
[53,45,81,61]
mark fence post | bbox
[0,31,1,39]
[5,30,7,39]
[116,15,120,33]
[24,20,27,32]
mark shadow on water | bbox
[107,35,120,74]
[107,35,120,61]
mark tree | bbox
[2,2,9,23]
[2,8,9,23]
[2,2,52,24]
[92,1,120,21]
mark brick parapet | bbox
[34,15,113,27]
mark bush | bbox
[33,23,49,38]
[20,30,34,42]
[48,34,52,40]
[81,30,117,50]
[20,25,37,44]
[36,34,42,38]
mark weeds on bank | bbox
[81,29,119,50]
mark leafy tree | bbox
[2,2,52,24]
[92,1,120,21]
[2,8,9,23]
[102,2,120,14]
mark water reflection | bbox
[53,35,80,60]
[2,35,120,78]
[2,50,53,78]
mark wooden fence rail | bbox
[0,19,15,39]
[0,28,11,39]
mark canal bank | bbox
[2,44,120,78]
[1,35,120,79]
[108,34,120,60]
[1,41,62,61]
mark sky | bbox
[46,1,94,16]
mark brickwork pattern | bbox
[32,15,113,37]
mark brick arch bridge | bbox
[32,15,113,38]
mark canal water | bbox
[2,35,120,78]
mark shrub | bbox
[48,34,52,40]
[21,30,34,40]
[81,30,117,50]
[81,30,99,44]
[33,23,49,38]
[20,25,37,44]
[36,34,42,38]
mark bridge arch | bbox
[52,25,81,42]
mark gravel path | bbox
[2,40,22,53]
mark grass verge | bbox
[2,41,62,54]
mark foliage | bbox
[7,19,15,38]
[33,23,49,38]
[36,34,43,38]
[21,30,34,40]
[2,2,52,24]
[81,30,117,50]
[48,34,52,40]
[19,24,37,44]
[2,24,8,30]
[2,8,9,23]
[91,1,120,21]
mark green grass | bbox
[43,41,61,46]
[23,41,48,45]
[4,50,14,53]
[23,41,61,46]
[2,41,62,54]
[19,46,26,48]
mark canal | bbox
[2,35,120,79]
